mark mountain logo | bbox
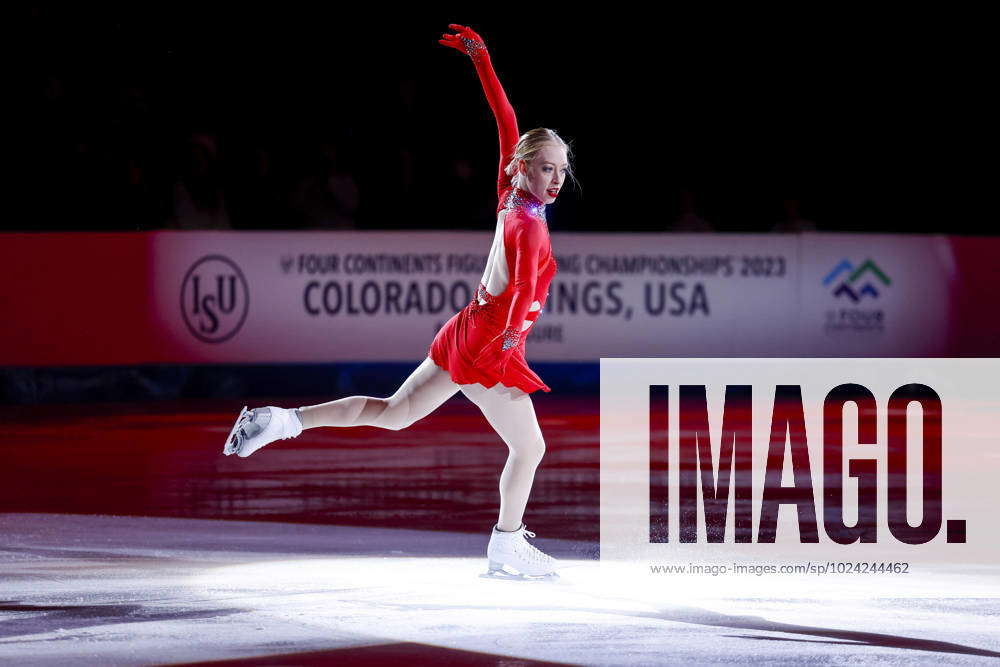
[822,259,892,303]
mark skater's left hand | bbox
[473,327,518,376]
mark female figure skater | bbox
[223,24,571,579]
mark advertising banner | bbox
[0,232,993,366]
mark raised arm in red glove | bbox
[440,25,547,379]
[440,24,519,196]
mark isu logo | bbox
[181,255,250,343]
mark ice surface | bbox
[1,513,998,665]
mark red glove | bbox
[473,325,521,376]
[439,23,488,63]
[439,23,518,196]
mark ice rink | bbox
[1,398,998,664]
[2,513,998,665]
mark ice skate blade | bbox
[480,565,559,582]
[223,406,249,456]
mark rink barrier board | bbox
[1,231,998,366]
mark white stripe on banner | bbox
[153,232,955,362]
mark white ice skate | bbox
[223,406,302,458]
[482,523,559,580]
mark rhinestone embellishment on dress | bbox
[504,189,547,223]
[468,282,498,327]
[476,283,497,306]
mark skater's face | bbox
[519,144,568,205]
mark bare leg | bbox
[460,383,546,531]
[299,357,460,431]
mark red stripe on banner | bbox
[0,233,158,366]
[1,233,999,366]
[948,236,1000,356]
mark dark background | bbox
[19,6,990,234]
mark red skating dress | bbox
[428,42,558,394]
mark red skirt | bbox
[429,299,551,394]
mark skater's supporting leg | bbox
[298,357,460,431]
[460,383,546,531]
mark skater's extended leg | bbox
[460,383,546,531]
[224,357,459,458]
[298,357,460,431]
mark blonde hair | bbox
[504,128,578,191]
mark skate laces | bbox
[230,411,253,450]
[518,526,551,564]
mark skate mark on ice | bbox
[0,603,244,641]
[0,546,169,561]
[364,601,1000,659]
[653,605,1000,658]
[724,634,873,647]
